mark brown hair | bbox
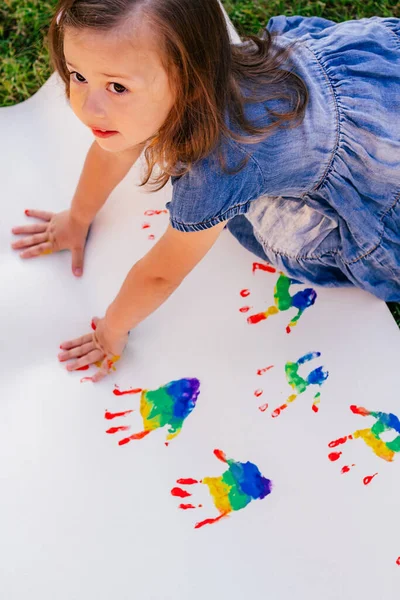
[47,0,309,191]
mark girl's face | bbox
[63,20,176,153]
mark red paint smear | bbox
[272,404,287,418]
[148,234,155,240]
[396,557,400,566]
[76,365,89,371]
[286,326,291,334]
[144,209,168,216]
[239,306,252,313]
[214,449,227,463]
[165,442,169,447]
[312,404,319,413]
[179,504,196,510]
[240,289,250,297]
[91,319,97,331]
[363,473,378,486]
[341,466,350,474]
[252,262,276,274]
[171,487,191,498]
[254,389,263,397]
[80,377,93,383]
[105,409,134,420]
[24,209,30,216]
[328,435,353,448]
[118,430,150,445]
[113,388,142,396]
[258,403,269,412]
[195,512,228,529]
[247,312,266,325]
[328,452,342,462]
[106,426,130,434]
[350,405,370,416]
[257,365,274,376]
[142,223,151,229]
[177,478,199,485]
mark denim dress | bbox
[167,16,400,301]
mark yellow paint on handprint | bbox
[353,428,395,462]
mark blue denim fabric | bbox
[167,16,400,301]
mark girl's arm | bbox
[71,141,144,225]
[105,221,227,334]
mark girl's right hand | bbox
[11,209,90,277]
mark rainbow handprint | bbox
[105,378,200,446]
[271,352,329,417]
[171,449,272,529]
[247,269,317,333]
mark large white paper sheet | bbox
[1,9,400,600]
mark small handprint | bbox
[271,352,329,417]
[247,270,317,333]
[105,378,200,446]
[328,404,400,465]
[171,449,272,529]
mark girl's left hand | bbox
[58,316,129,382]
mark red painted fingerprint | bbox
[350,405,370,416]
[239,306,252,313]
[179,504,196,510]
[142,223,151,229]
[252,262,276,274]
[312,404,319,413]
[144,209,168,216]
[76,365,89,371]
[113,388,142,396]
[396,557,400,566]
[341,464,355,474]
[254,389,263,398]
[177,478,199,485]
[247,312,266,325]
[257,365,274,376]
[118,430,150,445]
[106,426,130,434]
[363,473,378,486]
[195,512,229,529]
[148,234,155,241]
[105,409,134,420]
[258,403,269,412]
[286,326,291,334]
[240,289,250,297]
[91,319,97,331]
[214,449,228,463]
[171,487,191,498]
[328,435,353,448]
[328,452,342,462]
[272,404,287,418]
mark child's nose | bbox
[82,91,107,120]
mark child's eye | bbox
[68,71,128,95]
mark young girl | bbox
[10,0,400,381]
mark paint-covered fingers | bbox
[19,242,53,258]
[89,358,111,383]
[24,209,53,222]
[11,232,49,251]
[60,333,93,351]
[65,349,104,372]
[58,340,96,362]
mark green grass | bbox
[1,0,399,328]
